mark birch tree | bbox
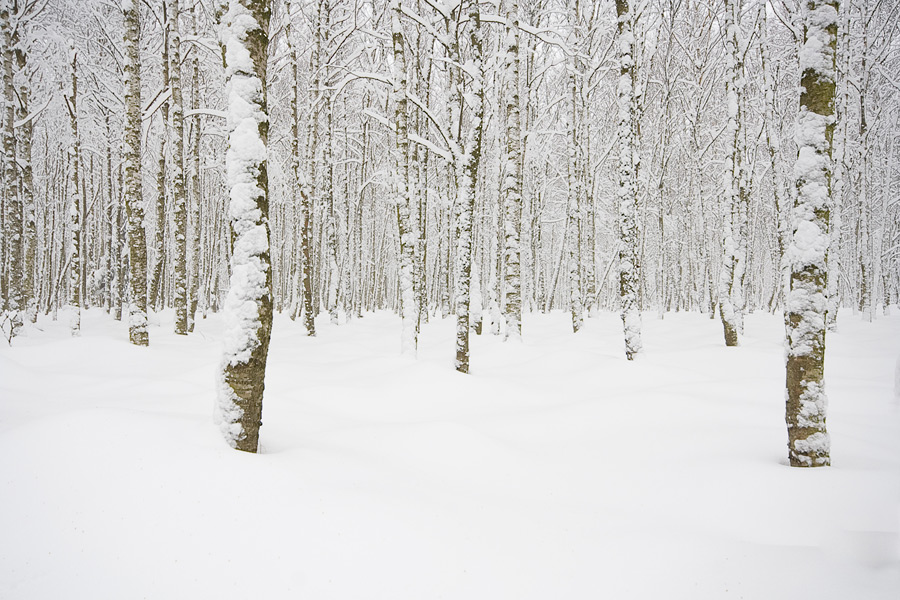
[0,0,21,337]
[122,0,149,346]
[785,0,838,468]
[719,0,746,346]
[392,0,417,357]
[168,0,187,335]
[65,39,80,335]
[215,0,273,453]
[455,0,484,373]
[617,0,642,360]
[500,0,522,341]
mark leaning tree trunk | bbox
[216,0,273,454]
[616,0,642,360]
[785,0,838,468]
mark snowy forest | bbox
[1,0,899,597]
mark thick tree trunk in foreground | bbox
[216,0,273,453]
[785,0,837,468]
[123,0,149,346]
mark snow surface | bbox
[1,308,899,599]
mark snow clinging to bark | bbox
[215,0,270,447]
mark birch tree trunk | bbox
[66,41,81,336]
[616,0,642,360]
[785,0,838,468]
[455,0,484,374]
[719,0,743,346]
[391,0,417,357]
[216,0,273,453]
[827,0,850,330]
[188,3,201,332]
[123,0,149,346]
[1,2,21,337]
[169,0,188,335]
[566,48,583,334]
[760,2,789,313]
[150,6,169,311]
[299,0,320,337]
[11,8,35,325]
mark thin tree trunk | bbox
[1,3,22,337]
[150,5,169,312]
[455,0,484,373]
[501,0,522,341]
[616,0,642,360]
[188,3,201,332]
[123,0,149,345]
[391,0,417,357]
[169,0,187,335]
[66,42,81,335]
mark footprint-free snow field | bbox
[1,309,898,599]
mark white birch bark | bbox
[169,0,188,335]
[616,0,642,360]
[123,0,149,346]
[66,40,80,336]
[391,0,417,357]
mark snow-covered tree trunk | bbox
[785,0,838,468]
[216,0,273,454]
[616,0,642,360]
[718,0,744,347]
[66,41,81,336]
[856,5,873,322]
[150,8,170,312]
[391,0,417,357]
[455,0,484,374]
[760,2,788,313]
[566,56,583,334]
[11,7,35,325]
[123,0,149,346]
[1,1,21,337]
[299,0,319,337]
[169,0,188,335]
[187,3,201,332]
[826,0,850,330]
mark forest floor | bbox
[1,306,898,599]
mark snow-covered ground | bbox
[1,307,898,599]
